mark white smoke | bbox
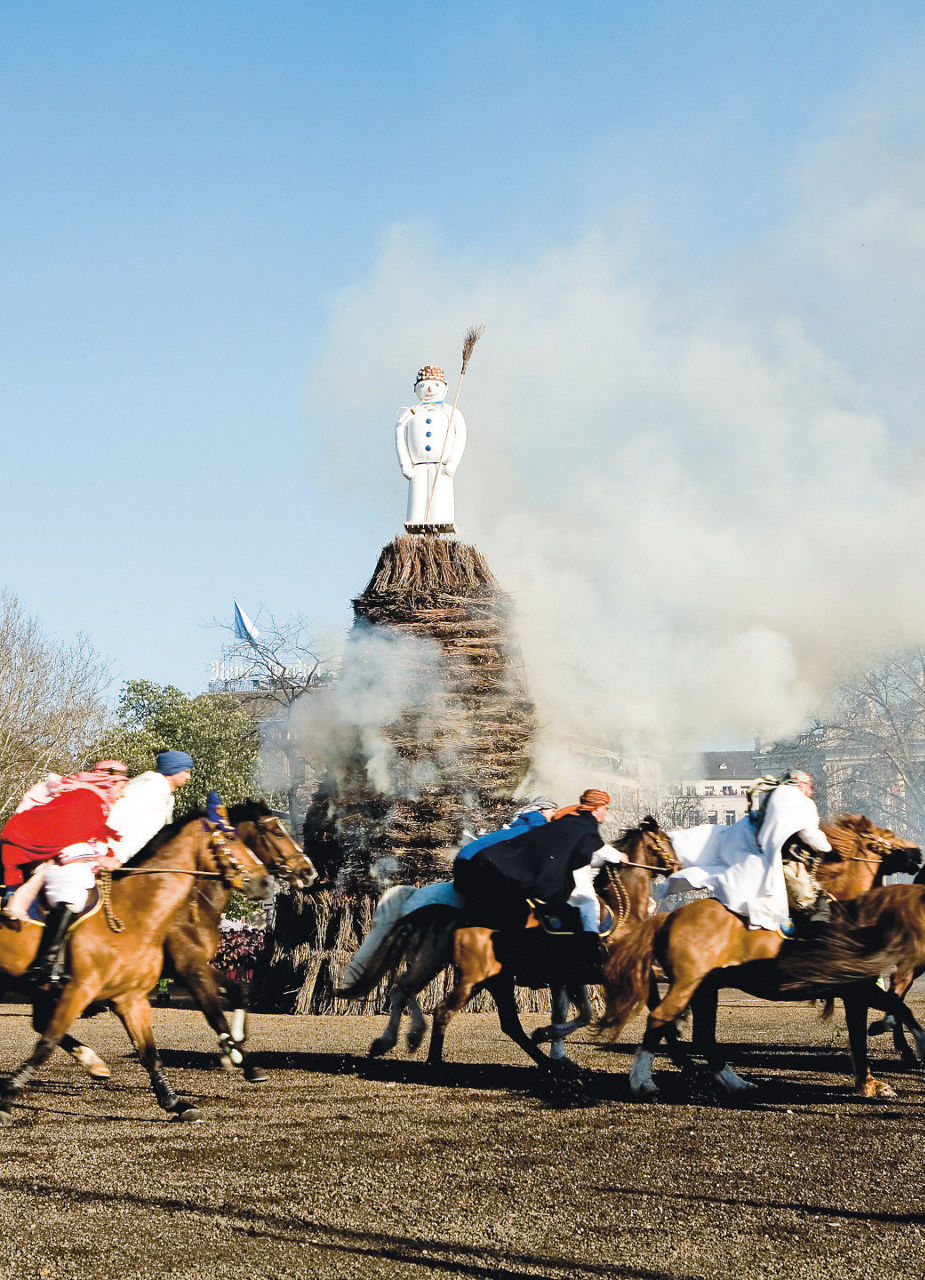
[306,89,925,783]
[285,625,448,796]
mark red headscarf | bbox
[551,789,611,821]
[1,762,128,886]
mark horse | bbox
[55,801,316,1084]
[424,818,680,1070]
[0,812,273,1124]
[336,818,678,1066]
[598,815,923,1101]
[867,862,925,1064]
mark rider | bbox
[10,750,194,985]
[658,769,833,936]
[750,769,834,936]
[457,789,613,960]
[2,761,130,984]
[452,797,558,901]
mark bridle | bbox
[101,821,265,933]
[245,813,315,886]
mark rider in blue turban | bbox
[156,751,194,777]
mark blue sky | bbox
[4,2,925,749]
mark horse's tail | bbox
[597,915,663,1036]
[334,886,420,998]
[775,922,908,996]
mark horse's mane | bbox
[613,815,662,854]
[116,798,277,870]
[822,813,875,862]
[118,809,208,870]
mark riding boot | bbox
[28,905,77,986]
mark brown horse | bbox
[599,815,921,1101]
[55,800,316,1084]
[0,813,272,1124]
[426,818,679,1069]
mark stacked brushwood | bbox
[252,533,537,1014]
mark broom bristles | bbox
[460,324,484,374]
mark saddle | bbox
[1,884,101,932]
[526,897,615,938]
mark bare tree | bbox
[825,648,925,839]
[211,611,328,829]
[0,592,110,820]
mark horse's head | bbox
[824,814,923,878]
[200,821,275,903]
[613,815,680,874]
[227,800,318,890]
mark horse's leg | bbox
[30,990,111,1080]
[535,984,594,1061]
[539,984,572,1061]
[213,967,253,1068]
[0,980,103,1123]
[843,990,897,1099]
[861,981,925,1075]
[405,994,429,1055]
[173,959,265,1084]
[109,991,202,1122]
[428,928,498,1066]
[689,983,756,1096]
[59,1033,111,1080]
[369,976,410,1058]
[485,973,558,1070]
[629,979,701,1101]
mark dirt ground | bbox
[0,994,923,1280]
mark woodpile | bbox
[305,534,535,892]
[254,533,537,1014]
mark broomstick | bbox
[423,324,484,524]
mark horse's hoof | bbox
[531,1027,551,1045]
[0,1109,12,1127]
[368,1039,391,1058]
[868,1017,895,1036]
[631,1083,660,1102]
[243,1063,269,1084]
[219,1055,236,1073]
[170,1104,203,1123]
[406,1029,425,1055]
[858,1079,897,1099]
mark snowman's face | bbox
[415,378,447,404]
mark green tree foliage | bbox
[95,680,261,818]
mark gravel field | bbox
[0,995,923,1280]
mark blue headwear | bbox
[156,750,194,777]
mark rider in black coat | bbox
[457,790,610,931]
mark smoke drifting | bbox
[286,626,448,797]
[307,100,925,783]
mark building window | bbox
[707,812,718,824]
[725,811,736,825]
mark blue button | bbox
[425,445,432,451]
[426,431,432,437]
[425,418,432,424]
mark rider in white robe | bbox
[654,776,831,931]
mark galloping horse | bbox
[0,813,272,1123]
[56,801,316,1084]
[599,815,922,1101]
[336,818,678,1066]
[425,819,679,1069]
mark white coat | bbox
[655,785,831,931]
[107,772,176,864]
[395,401,467,528]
